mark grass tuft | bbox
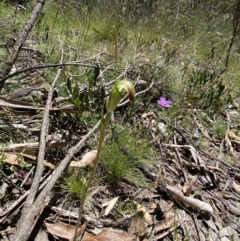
[101,127,155,186]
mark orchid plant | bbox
[73,80,135,241]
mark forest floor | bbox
[0,1,240,241]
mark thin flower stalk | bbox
[73,80,135,241]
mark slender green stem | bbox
[73,112,112,241]
[72,79,134,241]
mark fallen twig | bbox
[14,66,62,239]
[0,140,66,152]
[159,180,213,213]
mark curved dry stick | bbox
[0,51,114,84]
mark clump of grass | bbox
[61,168,97,210]
[212,118,228,139]
[181,116,192,129]
[61,169,89,199]
[115,200,136,220]
[182,66,233,110]
[197,137,209,150]
[101,127,155,186]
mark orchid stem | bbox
[72,79,135,241]
[73,112,112,241]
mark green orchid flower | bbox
[106,80,135,113]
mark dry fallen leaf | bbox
[2,152,55,169]
[128,211,147,238]
[157,199,169,213]
[232,181,240,194]
[154,215,179,234]
[134,201,153,225]
[22,153,55,169]
[103,196,119,216]
[69,150,97,167]
[149,202,157,209]
[182,183,191,196]
[141,111,155,118]
[165,183,213,213]
[82,228,136,241]
[45,222,83,240]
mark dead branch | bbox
[0,51,113,84]
[13,64,62,241]
[161,181,214,213]
[0,140,67,152]
[12,118,101,241]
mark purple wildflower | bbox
[157,97,172,108]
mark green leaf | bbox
[219,68,227,76]
[67,78,72,94]
[56,85,69,97]
[93,64,100,84]
[207,91,214,107]
[191,96,199,103]
[217,83,225,98]
[73,85,79,99]
[73,98,81,107]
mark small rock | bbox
[219,226,235,237]
[229,110,238,117]
[157,122,166,133]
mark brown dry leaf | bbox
[2,153,18,165]
[45,222,83,240]
[182,183,188,195]
[232,181,240,194]
[2,152,55,169]
[215,190,225,198]
[228,131,240,142]
[141,111,155,118]
[22,153,55,169]
[182,183,192,196]
[154,215,179,234]
[103,196,119,216]
[69,150,97,167]
[82,228,136,241]
[128,211,147,238]
[134,202,153,225]
[149,202,157,209]
[157,199,169,213]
